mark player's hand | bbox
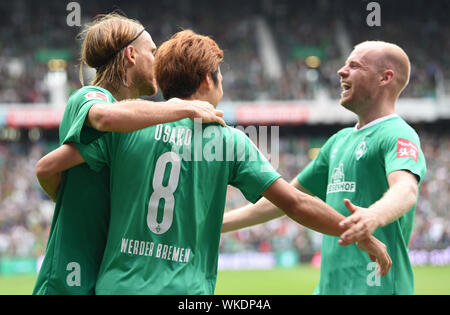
[354,236,392,277]
[187,100,226,126]
[339,199,381,244]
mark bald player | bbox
[222,41,427,295]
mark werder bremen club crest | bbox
[355,139,368,160]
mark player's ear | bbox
[206,73,216,90]
[380,69,394,86]
[199,73,214,92]
[124,45,137,67]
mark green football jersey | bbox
[297,114,426,295]
[33,86,115,295]
[76,120,281,294]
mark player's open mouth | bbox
[341,82,351,96]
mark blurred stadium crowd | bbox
[0,0,448,103]
[0,0,449,262]
[0,129,449,259]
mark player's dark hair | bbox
[154,30,224,100]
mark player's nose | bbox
[337,65,349,78]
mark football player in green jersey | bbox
[36,31,391,294]
[33,14,225,295]
[222,41,426,295]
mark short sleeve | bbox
[380,129,427,184]
[297,133,339,201]
[61,87,114,145]
[228,129,281,203]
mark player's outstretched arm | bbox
[87,98,225,133]
[35,143,85,201]
[222,177,308,233]
[339,170,419,243]
[261,178,392,275]
[262,178,347,236]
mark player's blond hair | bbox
[77,13,144,90]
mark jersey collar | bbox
[354,113,398,132]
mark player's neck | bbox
[184,93,217,108]
[356,101,396,129]
[102,83,139,101]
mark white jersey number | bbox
[147,152,181,234]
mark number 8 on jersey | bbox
[147,152,182,234]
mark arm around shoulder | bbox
[86,99,225,133]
